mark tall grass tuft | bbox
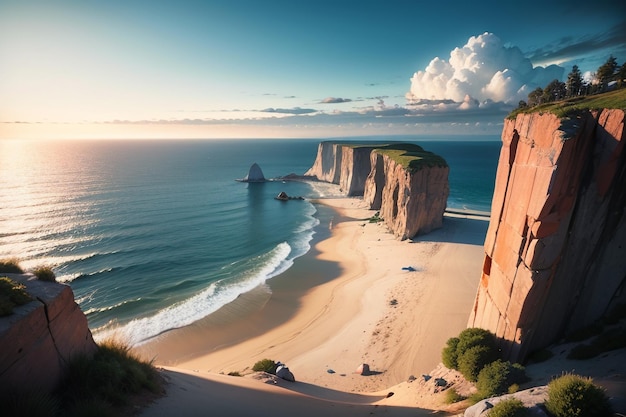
[32,265,57,282]
[0,276,32,316]
[0,258,24,274]
[61,338,162,413]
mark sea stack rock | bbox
[242,162,266,182]
[0,273,98,393]
[305,142,449,239]
[468,107,626,362]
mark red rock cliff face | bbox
[364,151,449,239]
[468,109,626,362]
[0,274,98,393]
[305,142,449,239]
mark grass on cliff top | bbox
[0,276,32,316]
[328,141,448,173]
[373,143,448,172]
[0,258,24,274]
[507,88,626,120]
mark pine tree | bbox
[617,63,626,88]
[543,79,566,102]
[597,55,618,91]
[527,87,544,106]
[566,65,583,97]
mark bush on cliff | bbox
[544,374,613,417]
[488,398,529,417]
[441,328,499,381]
[458,344,498,382]
[442,336,460,369]
[0,276,32,316]
[475,360,527,399]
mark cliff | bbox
[0,274,98,393]
[305,142,449,239]
[468,107,626,362]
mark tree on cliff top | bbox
[597,55,618,91]
[566,65,583,97]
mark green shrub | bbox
[252,358,277,374]
[544,374,613,417]
[0,258,24,274]
[32,265,56,282]
[442,337,460,369]
[456,328,498,354]
[476,360,527,398]
[488,398,529,417]
[441,328,498,374]
[458,344,498,382]
[0,277,32,316]
[443,388,465,404]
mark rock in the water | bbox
[241,162,266,182]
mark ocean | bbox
[0,137,500,346]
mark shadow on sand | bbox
[140,369,446,417]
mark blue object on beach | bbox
[327,369,335,374]
[402,266,416,271]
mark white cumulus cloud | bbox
[407,32,564,105]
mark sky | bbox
[1,0,625,140]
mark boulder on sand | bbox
[355,363,370,376]
[275,364,295,382]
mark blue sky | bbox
[1,0,624,139]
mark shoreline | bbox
[137,197,489,407]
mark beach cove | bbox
[137,197,490,415]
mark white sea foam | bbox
[93,242,292,346]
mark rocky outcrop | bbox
[305,142,449,239]
[238,162,266,182]
[464,386,549,417]
[468,109,626,362]
[304,143,374,195]
[0,274,97,393]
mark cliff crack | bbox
[36,296,68,367]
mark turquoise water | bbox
[0,137,500,345]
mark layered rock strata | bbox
[305,142,449,239]
[468,109,626,362]
[0,274,97,393]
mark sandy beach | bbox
[138,197,491,415]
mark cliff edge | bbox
[0,274,97,393]
[305,142,449,239]
[468,106,626,362]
